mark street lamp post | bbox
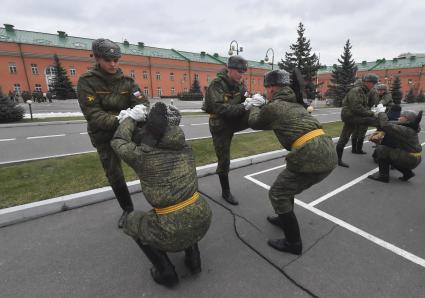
[228,40,243,56]
[264,48,275,70]
[27,100,33,120]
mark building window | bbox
[170,72,175,81]
[8,62,17,74]
[31,64,39,75]
[130,70,135,78]
[183,73,187,81]
[143,87,149,97]
[34,84,42,92]
[143,70,148,79]
[184,88,188,92]
[13,83,21,94]
[156,72,161,80]
[171,87,176,96]
[69,66,76,76]
[194,73,199,80]
[156,87,162,97]
[251,79,255,85]
[207,75,211,83]
[45,66,57,76]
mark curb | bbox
[0,132,375,228]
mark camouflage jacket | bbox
[204,68,247,120]
[379,92,394,108]
[77,66,149,145]
[377,113,422,153]
[341,83,374,122]
[249,87,337,173]
[111,118,212,251]
[368,88,379,108]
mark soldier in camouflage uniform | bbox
[248,70,337,255]
[111,102,212,287]
[77,38,149,228]
[376,83,394,112]
[368,110,422,183]
[336,74,379,167]
[203,55,250,205]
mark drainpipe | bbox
[17,43,31,92]
[148,56,153,99]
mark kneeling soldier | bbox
[248,70,337,255]
[368,110,422,183]
[111,102,212,287]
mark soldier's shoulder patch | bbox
[86,95,95,103]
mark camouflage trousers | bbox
[209,115,249,174]
[375,145,421,171]
[96,142,133,210]
[269,168,333,214]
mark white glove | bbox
[242,98,254,110]
[116,108,131,123]
[372,103,386,116]
[127,104,148,122]
[251,94,266,107]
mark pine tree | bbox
[391,76,402,104]
[327,40,357,107]
[50,54,76,100]
[0,88,25,123]
[279,22,320,99]
[190,78,201,93]
[405,88,416,103]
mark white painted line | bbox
[0,138,16,142]
[79,132,88,135]
[27,134,66,140]
[179,124,185,127]
[245,164,286,178]
[0,150,97,165]
[246,175,425,268]
[309,167,379,207]
[190,122,209,126]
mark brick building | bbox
[317,53,425,98]
[0,24,272,97]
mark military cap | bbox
[264,69,290,87]
[400,110,418,124]
[227,55,248,72]
[376,83,388,91]
[363,73,379,84]
[92,38,121,59]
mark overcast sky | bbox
[2,0,424,66]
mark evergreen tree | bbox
[50,54,76,100]
[405,88,416,103]
[190,77,201,93]
[390,76,402,104]
[0,87,25,123]
[327,40,357,107]
[279,22,320,99]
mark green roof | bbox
[0,26,273,69]
[318,56,425,74]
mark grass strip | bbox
[0,121,343,209]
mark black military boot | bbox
[112,183,134,229]
[368,160,390,183]
[355,138,367,155]
[351,137,358,154]
[184,243,201,274]
[336,144,349,168]
[267,211,302,255]
[218,173,238,205]
[398,169,415,181]
[135,239,179,287]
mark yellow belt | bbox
[292,129,325,150]
[409,152,421,157]
[154,192,200,215]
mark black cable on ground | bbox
[199,189,319,298]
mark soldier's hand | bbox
[242,98,254,110]
[251,94,266,107]
[117,108,131,123]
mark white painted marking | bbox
[27,134,66,140]
[0,138,16,142]
[245,174,425,268]
[179,124,185,127]
[79,132,88,135]
[190,122,209,126]
[245,164,286,178]
[309,167,379,207]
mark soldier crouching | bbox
[247,70,337,255]
[368,110,422,183]
[111,102,212,287]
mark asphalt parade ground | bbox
[1,132,424,297]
